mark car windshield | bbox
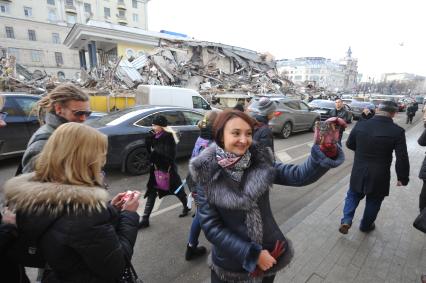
[310,100,335,108]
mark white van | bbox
[135,85,212,112]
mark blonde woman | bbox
[4,123,141,283]
[139,115,191,228]
[21,83,91,173]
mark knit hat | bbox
[377,101,398,113]
[152,115,168,127]
[256,97,277,116]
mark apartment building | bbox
[0,0,148,79]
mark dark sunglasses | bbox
[0,111,7,120]
[72,110,92,117]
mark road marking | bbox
[153,197,163,212]
[151,203,182,217]
[276,151,292,162]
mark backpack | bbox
[15,133,51,176]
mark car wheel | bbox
[126,147,150,175]
[281,122,292,139]
[310,118,320,132]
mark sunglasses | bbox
[0,111,7,120]
[71,110,92,117]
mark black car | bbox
[342,100,376,120]
[0,93,40,160]
[308,99,353,123]
[86,105,204,175]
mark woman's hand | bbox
[257,250,276,271]
[111,192,126,210]
[1,207,16,226]
[122,191,141,212]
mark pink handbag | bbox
[154,166,170,191]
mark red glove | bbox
[250,240,286,277]
[320,143,338,158]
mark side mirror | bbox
[202,104,211,110]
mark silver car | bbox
[248,97,320,139]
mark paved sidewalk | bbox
[275,121,426,283]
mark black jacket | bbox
[145,130,183,198]
[189,144,344,282]
[253,115,274,152]
[346,115,410,197]
[4,173,139,283]
[418,128,426,179]
[407,105,416,117]
[330,107,349,122]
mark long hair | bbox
[36,84,89,124]
[34,123,107,187]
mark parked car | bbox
[85,105,204,175]
[247,97,320,139]
[0,93,106,160]
[0,93,40,160]
[308,99,353,123]
[342,100,376,120]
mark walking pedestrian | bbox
[4,122,141,283]
[252,97,276,152]
[417,128,426,212]
[189,110,344,283]
[406,103,416,124]
[139,115,191,229]
[329,98,349,145]
[185,110,219,261]
[339,101,410,234]
[20,84,90,173]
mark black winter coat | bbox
[145,130,183,198]
[418,128,426,179]
[346,115,410,197]
[189,144,344,282]
[253,115,274,152]
[4,173,139,283]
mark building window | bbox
[66,0,74,6]
[52,33,60,44]
[31,50,41,62]
[57,71,65,80]
[0,3,10,13]
[28,30,37,41]
[55,52,63,65]
[5,26,14,39]
[132,13,138,22]
[48,9,57,21]
[104,7,110,17]
[47,0,55,5]
[132,0,137,8]
[84,3,91,13]
[24,7,32,17]
[118,9,125,17]
[66,13,76,24]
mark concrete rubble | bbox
[1,40,294,99]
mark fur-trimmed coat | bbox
[3,173,139,283]
[189,144,344,283]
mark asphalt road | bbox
[0,111,422,283]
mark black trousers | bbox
[211,270,275,283]
[420,180,426,212]
[141,189,188,220]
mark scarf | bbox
[154,130,165,139]
[216,146,251,182]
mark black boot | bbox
[139,217,150,229]
[179,206,191,217]
[139,194,156,229]
[185,244,207,261]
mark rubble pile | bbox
[1,40,293,97]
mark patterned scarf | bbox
[216,146,251,182]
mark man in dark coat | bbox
[339,100,410,234]
[329,98,349,145]
[252,97,277,152]
[406,103,416,124]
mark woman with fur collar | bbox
[189,110,344,283]
[3,123,141,283]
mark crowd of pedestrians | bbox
[1,86,426,282]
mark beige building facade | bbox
[0,0,148,78]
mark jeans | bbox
[341,188,384,229]
[211,270,275,283]
[188,211,202,247]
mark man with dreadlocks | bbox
[21,84,91,173]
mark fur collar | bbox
[189,143,275,210]
[4,173,109,216]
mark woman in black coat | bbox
[190,110,344,283]
[139,115,190,228]
[3,122,141,283]
[418,128,426,211]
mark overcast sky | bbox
[147,0,426,81]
